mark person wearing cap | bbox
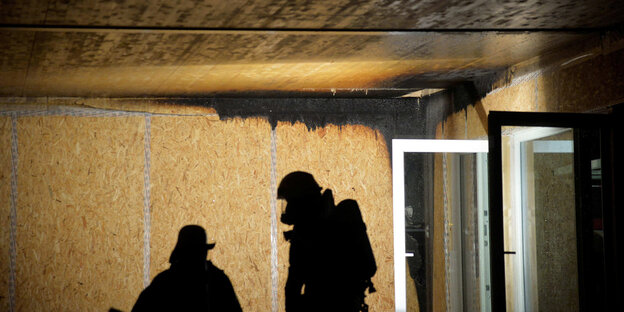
[132,225,242,312]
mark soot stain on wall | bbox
[151,96,454,157]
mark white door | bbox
[393,139,490,312]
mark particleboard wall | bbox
[442,46,624,141]
[0,98,217,116]
[16,116,145,311]
[533,136,578,311]
[149,116,272,311]
[432,153,447,312]
[2,106,400,311]
[275,121,394,311]
[0,117,12,311]
[434,44,624,311]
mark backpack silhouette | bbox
[320,189,377,311]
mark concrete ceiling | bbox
[1,0,623,98]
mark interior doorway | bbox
[393,139,490,312]
[488,112,617,312]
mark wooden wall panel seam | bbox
[4,107,153,309]
[0,105,218,118]
[9,114,18,312]
[142,115,152,288]
[0,107,146,117]
[442,152,451,311]
[269,128,279,312]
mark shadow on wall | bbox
[111,225,242,312]
[110,171,379,312]
[277,171,377,312]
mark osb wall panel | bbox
[440,78,535,141]
[442,109,466,140]
[428,116,449,310]
[16,116,145,311]
[432,153,447,312]
[481,78,537,115]
[64,99,218,116]
[275,122,394,311]
[466,102,488,139]
[534,152,578,311]
[435,122,443,140]
[0,98,218,116]
[0,117,12,311]
[441,79,535,141]
[448,47,624,141]
[537,48,624,113]
[149,116,272,311]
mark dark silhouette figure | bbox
[278,171,377,312]
[132,225,242,312]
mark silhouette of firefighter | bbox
[278,171,377,312]
[132,225,242,312]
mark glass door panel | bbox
[489,112,614,312]
[393,140,490,312]
[403,152,431,312]
[518,127,579,311]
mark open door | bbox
[393,139,490,312]
[488,111,621,311]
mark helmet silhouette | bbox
[277,171,321,200]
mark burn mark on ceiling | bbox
[0,0,622,98]
[0,28,602,97]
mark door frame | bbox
[392,139,488,312]
[487,111,616,311]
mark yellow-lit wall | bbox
[2,38,622,312]
[438,45,624,140]
[0,106,394,311]
[435,39,624,312]
[0,117,12,312]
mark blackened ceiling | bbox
[1,0,623,98]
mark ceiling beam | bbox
[0,23,610,35]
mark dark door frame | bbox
[487,111,619,311]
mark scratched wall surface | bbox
[0,117,11,312]
[15,116,145,311]
[275,122,394,311]
[2,0,623,29]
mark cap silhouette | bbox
[169,225,215,264]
